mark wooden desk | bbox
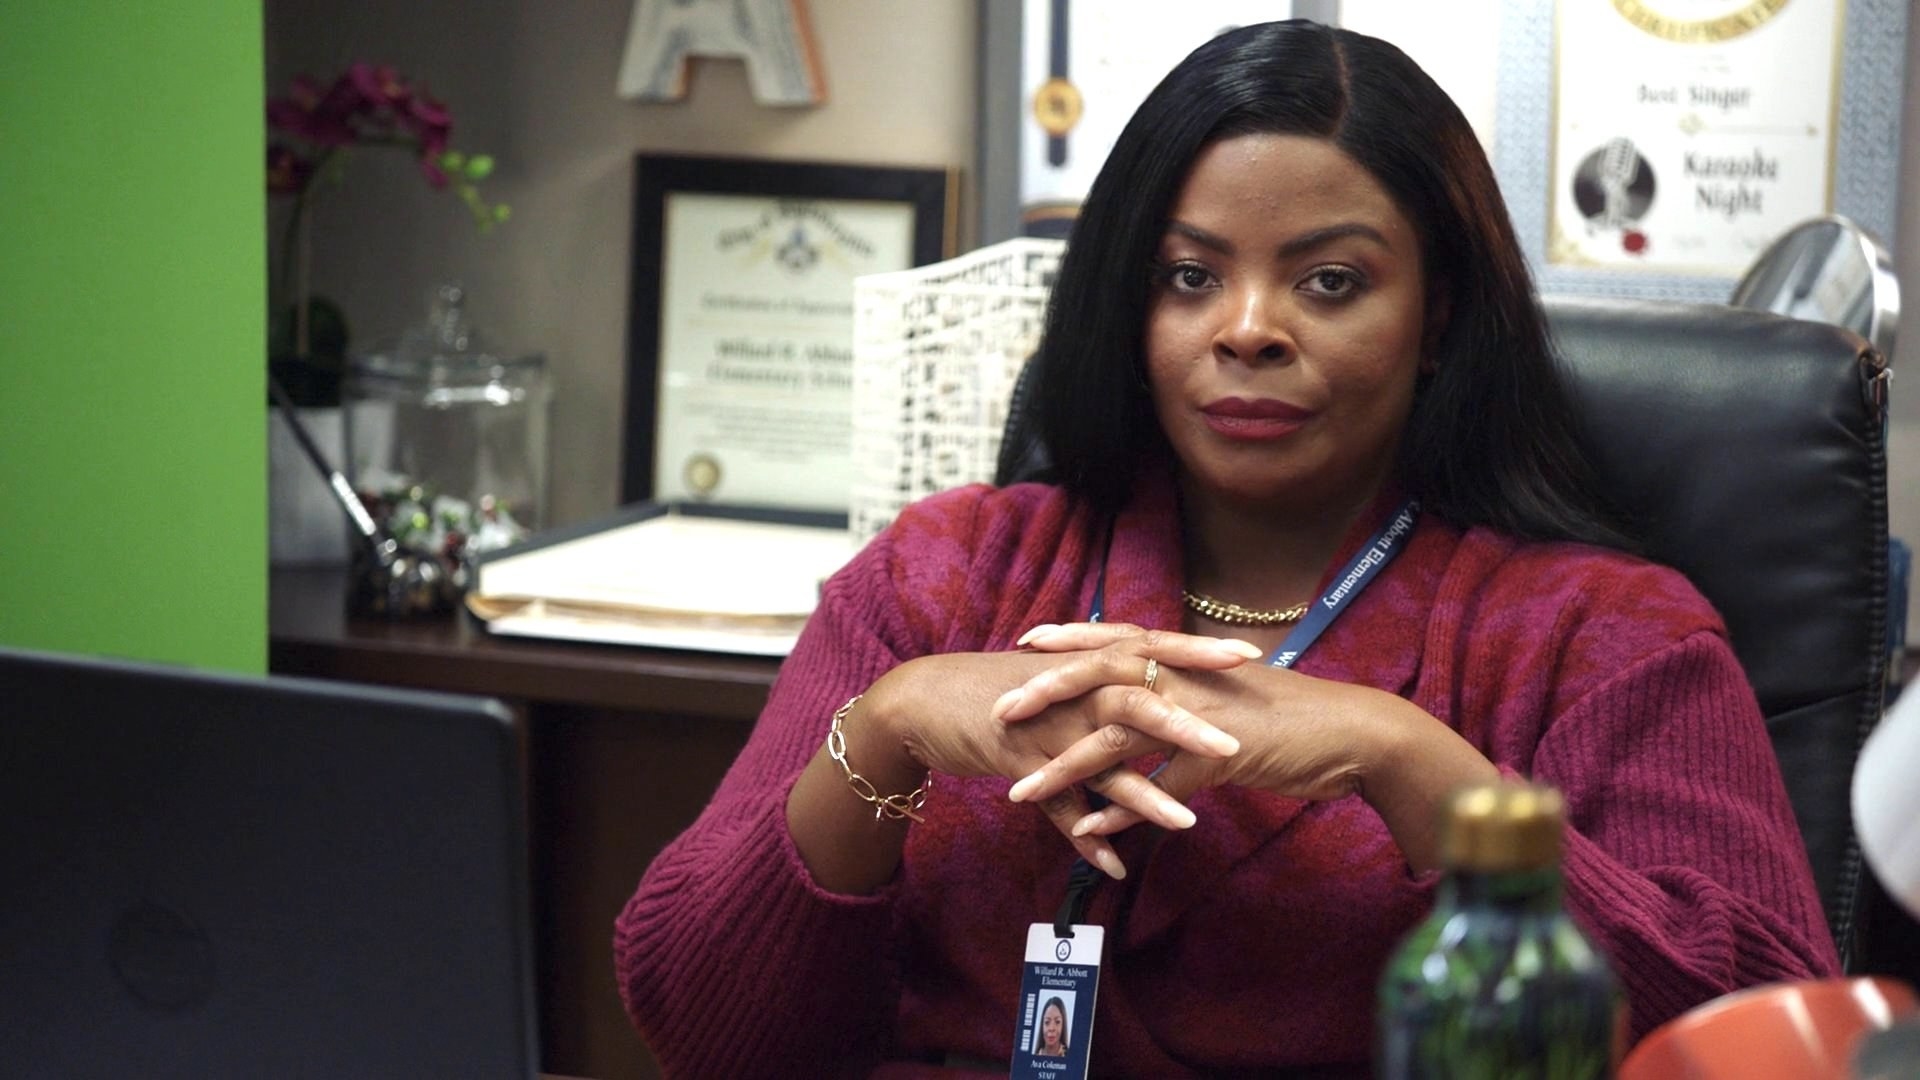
[271,568,777,1080]
[270,575,1920,1072]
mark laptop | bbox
[0,645,539,1078]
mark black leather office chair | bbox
[996,296,1893,969]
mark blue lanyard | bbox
[1265,498,1419,667]
[1055,499,1420,935]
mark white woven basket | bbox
[849,238,1066,542]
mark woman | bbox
[1034,997,1069,1059]
[616,20,1836,1077]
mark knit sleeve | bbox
[1534,629,1841,1040]
[611,516,942,1078]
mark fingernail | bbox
[1203,729,1241,756]
[1165,803,1197,830]
[1008,771,1044,803]
[1071,812,1106,837]
[1016,624,1060,647]
[990,687,1026,720]
[1092,848,1127,880]
[1218,638,1265,659]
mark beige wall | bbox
[265,0,979,527]
[268,0,1919,631]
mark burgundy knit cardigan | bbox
[616,476,1837,1078]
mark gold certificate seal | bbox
[1032,77,1084,138]
[683,453,722,499]
[1611,0,1790,43]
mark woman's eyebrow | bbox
[1166,220,1232,253]
[1163,220,1393,258]
[1278,222,1393,257]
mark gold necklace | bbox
[1181,590,1310,626]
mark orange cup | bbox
[1619,977,1918,1080]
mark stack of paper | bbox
[468,507,858,656]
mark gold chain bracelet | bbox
[826,694,930,823]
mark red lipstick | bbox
[1199,397,1312,440]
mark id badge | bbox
[1009,922,1103,1079]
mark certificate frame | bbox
[622,153,957,508]
[974,0,1330,244]
[1492,0,1907,302]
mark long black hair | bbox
[1026,19,1633,549]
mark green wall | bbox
[0,3,265,672]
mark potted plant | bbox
[265,63,507,564]
[267,62,507,406]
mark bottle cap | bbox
[1440,781,1564,873]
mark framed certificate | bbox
[975,0,1322,243]
[1492,0,1906,302]
[622,154,957,511]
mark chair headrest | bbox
[1545,296,1887,716]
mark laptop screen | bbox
[0,646,539,1078]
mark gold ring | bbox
[1143,658,1159,692]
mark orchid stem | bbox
[273,146,336,364]
[295,196,313,360]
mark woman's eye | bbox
[1163,263,1215,292]
[1303,266,1360,297]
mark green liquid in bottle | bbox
[1376,782,1622,1079]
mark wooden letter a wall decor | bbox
[617,0,827,106]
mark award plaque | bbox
[979,0,1299,242]
[1549,0,1841,277]
[1491,0,1904,302]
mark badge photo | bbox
[1011,922,1103,1080]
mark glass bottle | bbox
[1377,782,1622,1079]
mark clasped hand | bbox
[868,622,1399,879]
